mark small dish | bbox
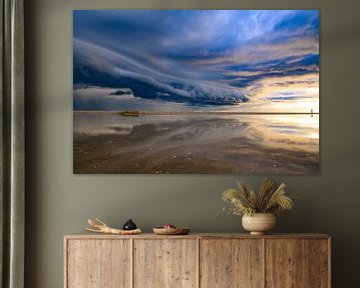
[153,227,190,235]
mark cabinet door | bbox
[309,239,330,288]
[134,239,198,288]
[200,239,264,288]
[265,239,311,288]
[66,239,131,288]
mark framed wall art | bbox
[73,10,319,174]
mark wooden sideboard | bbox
[64,233,330,288]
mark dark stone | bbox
[123,219,137,230]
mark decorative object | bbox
[86,218,142,235]
[123,219,137,230]
[242,213,276,235]
[163,223,176,229]
[73,10,319,174]
[153,227,190,235]
[64,233,331,288]
[222,179,294,234]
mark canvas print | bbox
[73,10,319,174]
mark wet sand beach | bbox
[73,113,319,174]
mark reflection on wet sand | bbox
[73,113,319,174]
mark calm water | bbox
[73,112,319,174]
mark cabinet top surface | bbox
[64,232,330,240]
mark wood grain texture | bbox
[265,239,310,288]
[310,239,330,288]
[133,239,197,288]
[66,239,131,288]
[64,234,330,288]
[200,239,264,288]
[65,233,330,240]
[64,239,68,288]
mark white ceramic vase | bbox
[242,213,276,235]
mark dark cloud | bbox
[73,10,319,109]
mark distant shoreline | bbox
[74,110,319,116]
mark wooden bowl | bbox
[153,227,190,235]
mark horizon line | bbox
[74,110,319,115]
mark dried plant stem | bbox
[86,218,142,235]
[222,179,294,216]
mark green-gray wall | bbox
[25,0,360,287]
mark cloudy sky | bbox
[73,10,319,111]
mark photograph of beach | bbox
[73,10,319,174]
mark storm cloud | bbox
[73,10,319,110]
